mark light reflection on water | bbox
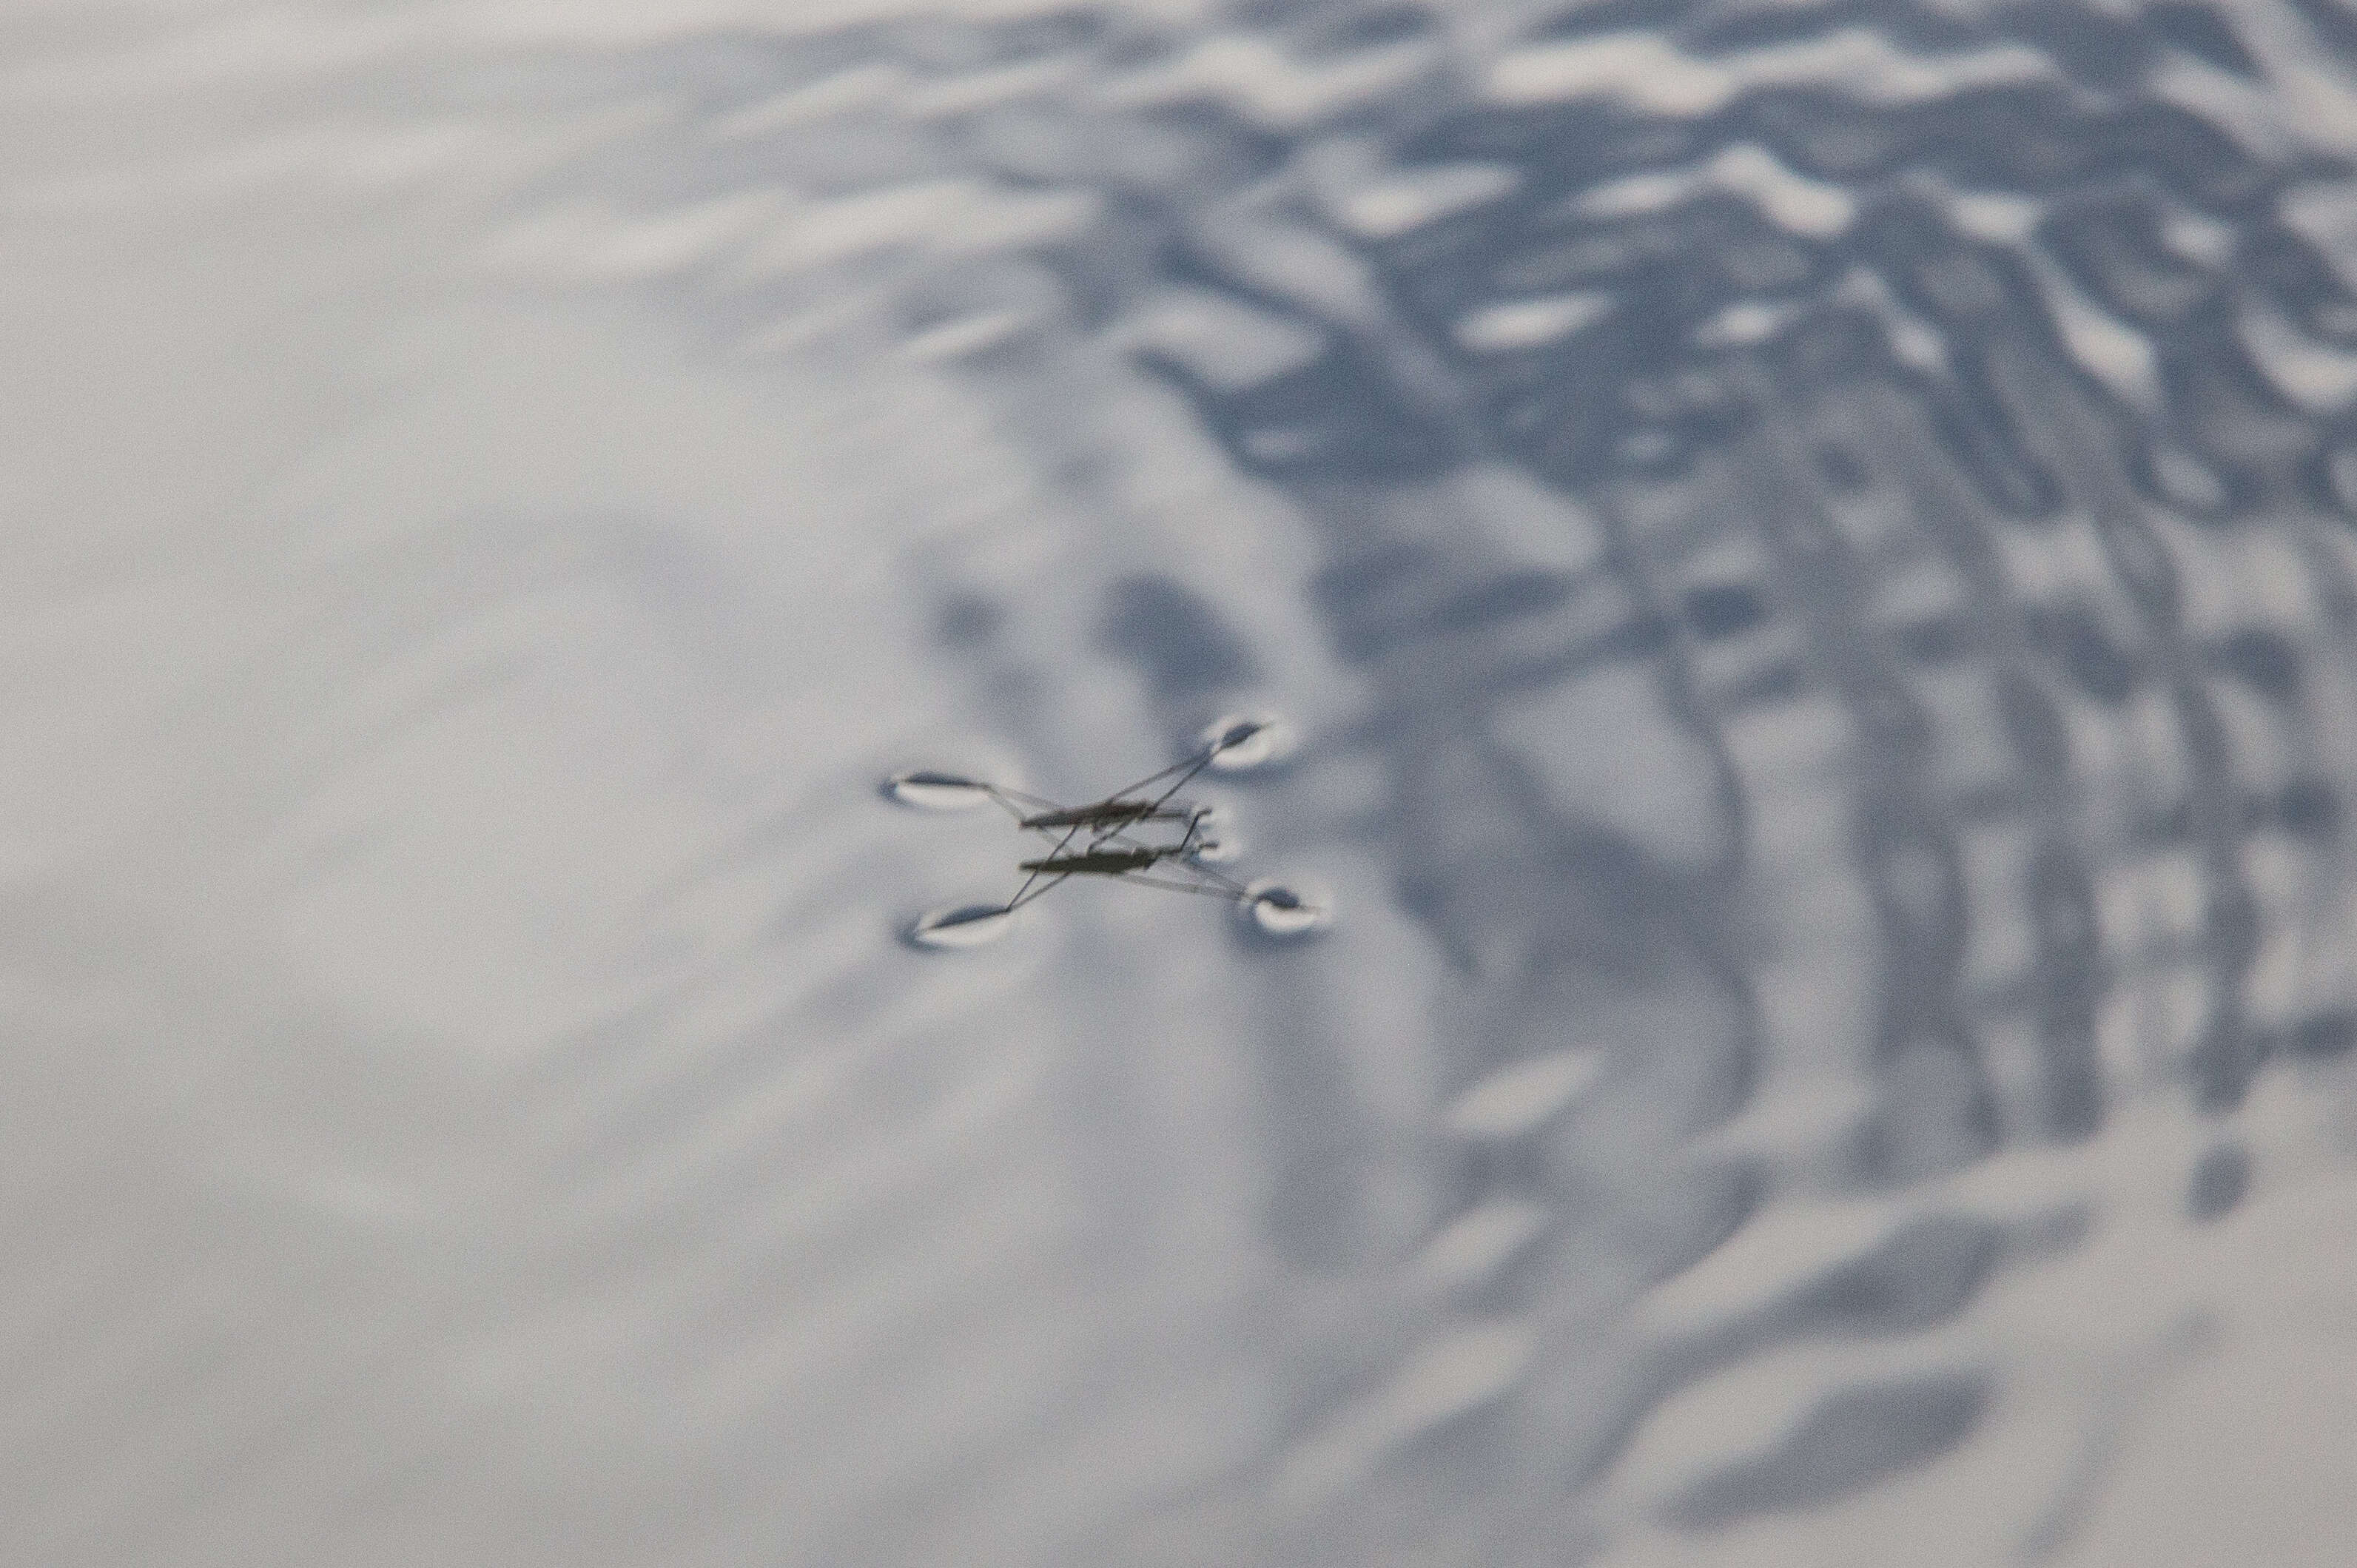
[10,1,2357,1564]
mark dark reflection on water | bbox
[1097,571,1259,700]
[1660,1370,1991,1527]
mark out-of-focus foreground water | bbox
[10,1,2357,1563]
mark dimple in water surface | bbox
[906,901,1018,949]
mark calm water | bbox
[10,1,2357,1563]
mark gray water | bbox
[10,1,2357,1564]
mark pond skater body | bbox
[888,719,1325,942]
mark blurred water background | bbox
[10,0,2357,1562]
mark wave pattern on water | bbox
[19,1,2357,1566]
[764,3,2357,1559]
